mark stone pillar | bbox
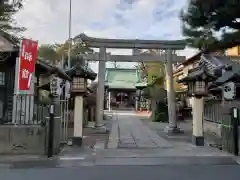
[72,96,83,146]
[164,49,183,134]
[135,98,138,111]
[95,47,106,127]
[108,91,111,112]
[192,97,204,146]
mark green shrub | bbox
[153,112,168,122]
[152,101,169,122]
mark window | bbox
[195,81,206,93]
[0,72,5,85]
[72,77,85,92]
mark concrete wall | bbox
[204,120,222,138]
[0,125,45,154]
[0,118,61,155]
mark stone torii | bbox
[74,33,186,134]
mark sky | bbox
[15,0,198,72]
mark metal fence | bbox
[59,99,69,143]
[204,99,224,124]
[11,94,48,125]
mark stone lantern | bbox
[66,61,96,146]
[71,72,87,95]
[135,82,147,111]
[178,62,216,146]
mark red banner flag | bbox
[18,38,38,92]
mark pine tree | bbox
[181,0,240,50]
[0,0,25,41]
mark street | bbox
[0,165,240,180]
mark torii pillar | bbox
[164,49,183,134]
[95,47,106,127]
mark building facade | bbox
[104,68,147,111]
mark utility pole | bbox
[48,75,58,158]
[67,0,72,69]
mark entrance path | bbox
[108,112,172,149]
[105,111,233,158]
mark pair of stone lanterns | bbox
[66,61,96,146]
[178,62,216,146]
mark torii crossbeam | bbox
[75,33,186,49]
[83,53,185,63]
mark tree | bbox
[38,44,58,64]
[181,0,240,50]
[62,41,94,68]
[38,37,94,67]
[135,62,147,80]
[0,0,25,39]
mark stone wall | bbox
[0,118,61,155]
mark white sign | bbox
[223,82,236,101]
[65,80,71,99]
[57,78,62,96]
[50,76,58,96]
[233,108,238,118]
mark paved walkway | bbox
[108,114,172,149]
[106,112,233,158]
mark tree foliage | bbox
[135,62,147,80]
[38,40,94,67]
[0,0,25,37]
[181,0,240,50]
[38,44,58,63]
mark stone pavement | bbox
[105,112,233,158]
[109,113,172,149]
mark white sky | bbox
[15,0,198,72]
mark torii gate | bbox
[74,33,186,133]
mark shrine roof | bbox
[65,62,97,81]
[105,68,143,89]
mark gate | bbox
[60,99,69,144]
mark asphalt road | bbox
[1,165,240,180]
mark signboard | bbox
[16,38,38,94]
[223,81,236,101]
[50,75,58,97]
[65,80,71,99]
